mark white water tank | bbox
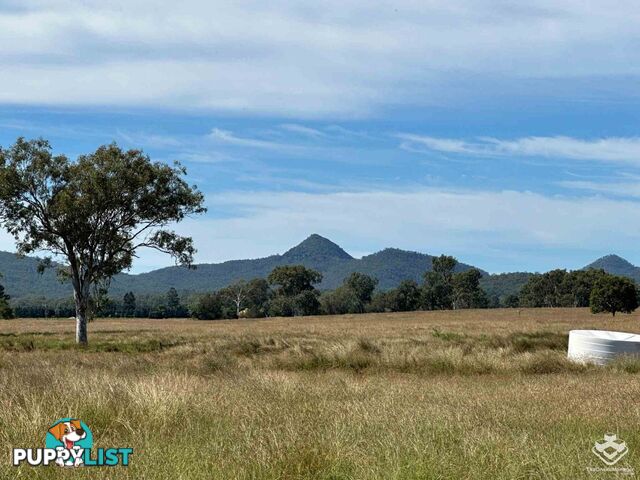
[568,330,640,365]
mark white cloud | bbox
[398,135,472,154]
[399,134,640,165]
[279,124,326,138]
[2,1,640,115]
[208,128,287,150]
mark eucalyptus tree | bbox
[0,138,206,343]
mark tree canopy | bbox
[268,265,323,297]
[268,265,322,316]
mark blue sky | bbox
[1,0,640,273]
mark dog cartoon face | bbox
[48,420,86,449]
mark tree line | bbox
[2,255,637,320]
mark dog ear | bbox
[70,419,82,431]
[48,422,66,441]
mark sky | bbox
[1,0,640,273]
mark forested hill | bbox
[0,234,481,298]
[111,235,484,295]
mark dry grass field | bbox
[1,308,640,479]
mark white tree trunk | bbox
[75,309,88,344]
[73,282,90,344]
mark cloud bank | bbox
[2,1,640,116]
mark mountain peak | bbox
[283,234,353,263]
[586,254,635,270]
[584,254,640,282]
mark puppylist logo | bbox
[12,418,132,467]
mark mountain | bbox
[0,234,482,299]
[583,254,640,282]
[324,248,482,290]
[0,251,72,298]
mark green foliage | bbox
[369,280,423,313]
[268,295,295,317]
[269,290,321,317]
[392,280,423,312]
[0,282,12,319]
[164,287,187,317]
[503,294,520,308]
[422,255,457,310]
[320,272,378,315]
[519,269,608,308]
[293,290,322,316]
[590,275,638,316]
[321,286,361,315]
[191,292,225,320]
[452,268,489,309]
[242,278,271,318]
[218,278,270,318]
[344,272,378,305]
[267,265,322,317]
[479,272,535,305]
[123,291,136,317]
[268,265,323,297]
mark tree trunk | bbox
[76,310,88,344]
[73,284,90,345]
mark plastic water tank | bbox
[567,330,640,364]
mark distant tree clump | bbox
[191,292,224,320]
[590,275,638,316]
[122,291,136,317]
[321,272,378,315]
[268,265,322,316]
[165,287,188,317]
[243,278,270,318]
[503,294,520,308]
[0,138,206,343]
[390,280,422,312]
[345,272,378,306]
[0,281,12,319]
[452,268,489,309]
[218,278,270,318]
[367,280,422,313]
[422,255,457,310]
